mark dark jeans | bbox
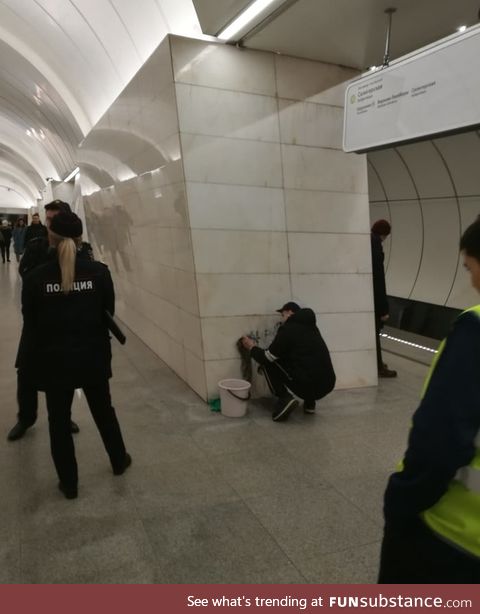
[1,243,10,262]
[261,361,331,404]
[45,380,127,488]
[379,519,480,583]
[17,369,38,426]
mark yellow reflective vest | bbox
[421,305,480,558]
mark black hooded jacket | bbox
[251,308,336,397]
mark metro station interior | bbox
[1,0,479,584]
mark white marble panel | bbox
[180,310,203,359]
[286,190,369,233]
[316,312,376,353]
[138,183,189,228]
[282,145,368,193]
[275,54,357,105]
[205,358,244,401]
[138,91,179,148]
[171,36,276,96]
[278,99,343,149]
[201,315,280,361]
[331,350,377,389]
[175,269,200,316]
[196,274,291,317]
[176,83,279,142]
[185,350,208,400]
[181,134,283,188]
[135,36,174,103]
[169,337,187,381]
[155,265,178,304]
[292,274,374,313]
[187,182,285,231]
[410,199,460,305]
[172,228,195,272]
[289,233,371,274]
[191,230,289,274]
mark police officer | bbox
[7,200,87,441]
[20,212,131,499]
[379,217,480,583]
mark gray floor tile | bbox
[143,500,306,583]
[244,484,381,563]
[0,264,424,583]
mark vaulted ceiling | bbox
[1,0,479,209]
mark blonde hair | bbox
[49,231,82,294]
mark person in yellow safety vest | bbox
[378,216,480,584]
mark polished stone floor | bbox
[0,262,428,584]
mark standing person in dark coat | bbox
[241,302,336,422]
[1,220,12,262]
[24,213,48,244]
[371,219,397,378]
[19,212,131,499]
[12,218,27,262]
[7,200,87,442]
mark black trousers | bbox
[378,520,480,583]
[261,361,329,404]
[45,380,127,488]
[1,243,10,262]
[17,368,38,426]
[375,318,384,370]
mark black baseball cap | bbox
[276,301,300,314]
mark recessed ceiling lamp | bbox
[457,25,467,32]
[218,0,281,41]
[63,167,80,182]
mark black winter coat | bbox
[24,223,47,244]
[251,308,336,398]
[371,232,389,319]
[18,255,114,390]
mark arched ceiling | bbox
[1,0,479,210]
[0,0,201,209]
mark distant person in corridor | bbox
[378,217,480,583]
[371,219,397,378]
[241,302,336,422]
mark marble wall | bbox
[171,36,376,396]
[79,37,205,398]
[80,34,376,401]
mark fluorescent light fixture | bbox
[457,25,467,32]
[218,0,279,41]
[63,167,80,182]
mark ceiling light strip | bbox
[63,167,80,182]
[217,0,280,41]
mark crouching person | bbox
[241,302,336,422]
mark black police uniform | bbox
[14,238,93,428]
[19,253,127,489]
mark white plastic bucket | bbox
[218,378,251,418]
